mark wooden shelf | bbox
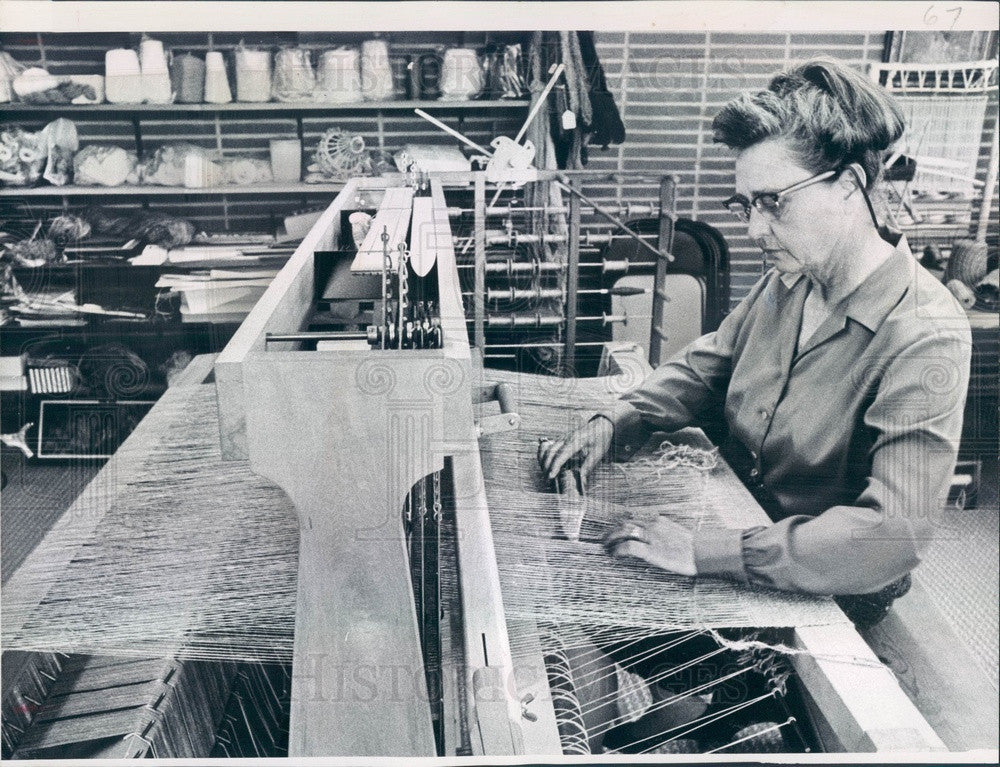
[0,182,346,197]
[0,99,527,115]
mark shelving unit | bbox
[0,30,533,233]
[0,100,523,115]
[0,33,535,441]
[0,183,346,197]
[0,98,528,228]
[0,99,528,199]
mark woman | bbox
[540,57,972,624]
[538,57,972,753]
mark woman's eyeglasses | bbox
[722,169,838,223]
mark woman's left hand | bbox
[604,516,697,577]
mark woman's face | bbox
[734,138,859,282]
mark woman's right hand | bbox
[537,416,615,487]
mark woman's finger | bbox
[538,437,563,472]
[537,437,554,467]
[546,440,578,478]
[607,538,652,564]
[603,522,647,549]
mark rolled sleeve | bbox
[591,400,651,459]
[693,527,753,582]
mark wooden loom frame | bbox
[213,172,945,756]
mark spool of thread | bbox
[183,152,220,188]
[236,48,272,102]
[389,55,410,99]
[204,51,232,104]
[418,51,442,100]
[946,279,976,310]
[269,138,302,182]
[944,238,989,287]
[439,48,483,100]
[140,38,172,103]
[360,39,392,101]
[317,48,361,103]
[171,53,205,103]
[105,48,143,104]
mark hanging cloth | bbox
[577,31,626,149]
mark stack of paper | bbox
[155,268,280,320]
[0,356,28,392]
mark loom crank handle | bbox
[473,382,521,437]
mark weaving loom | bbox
[1,174,945,757]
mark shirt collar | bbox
[838,230,913,333]
[775,228,913,333]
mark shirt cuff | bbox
[693,527,749,583]
[591,399,650,460]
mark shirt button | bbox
[759,408,771,420]
[749,468,760,479]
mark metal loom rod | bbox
[553,176,671,264]
[265,331,368,343]
[460,285,648,302]
[413,109,493,156]
[454,259,632,274]
[470,312,636,328]
[447,203,659,218]
[565,175,582,371]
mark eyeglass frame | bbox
[722,168,840,223]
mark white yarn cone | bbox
[204,51,232,104]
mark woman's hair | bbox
[712,58,905,190]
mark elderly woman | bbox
[538,57,972,753]
[541,58,972,623]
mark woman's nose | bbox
[746,207,771,240]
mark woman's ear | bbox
[842,163,867,191]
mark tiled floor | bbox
[913,458,999,692]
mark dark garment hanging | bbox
[531,31,626,168]
[577,31,626,150]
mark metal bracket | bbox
[473,383,521,437]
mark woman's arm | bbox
[597,273,773,447]
[542,275,770,481]
[692,329,972,595]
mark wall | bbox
[591,31,998,305]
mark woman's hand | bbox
[537,416,615,487]
[604,516,697,577]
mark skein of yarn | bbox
[439,48,483,101]
[235,46,272,102]
[946,279,976,310]
[104,48,142,104]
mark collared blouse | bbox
[603,235,972,595]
